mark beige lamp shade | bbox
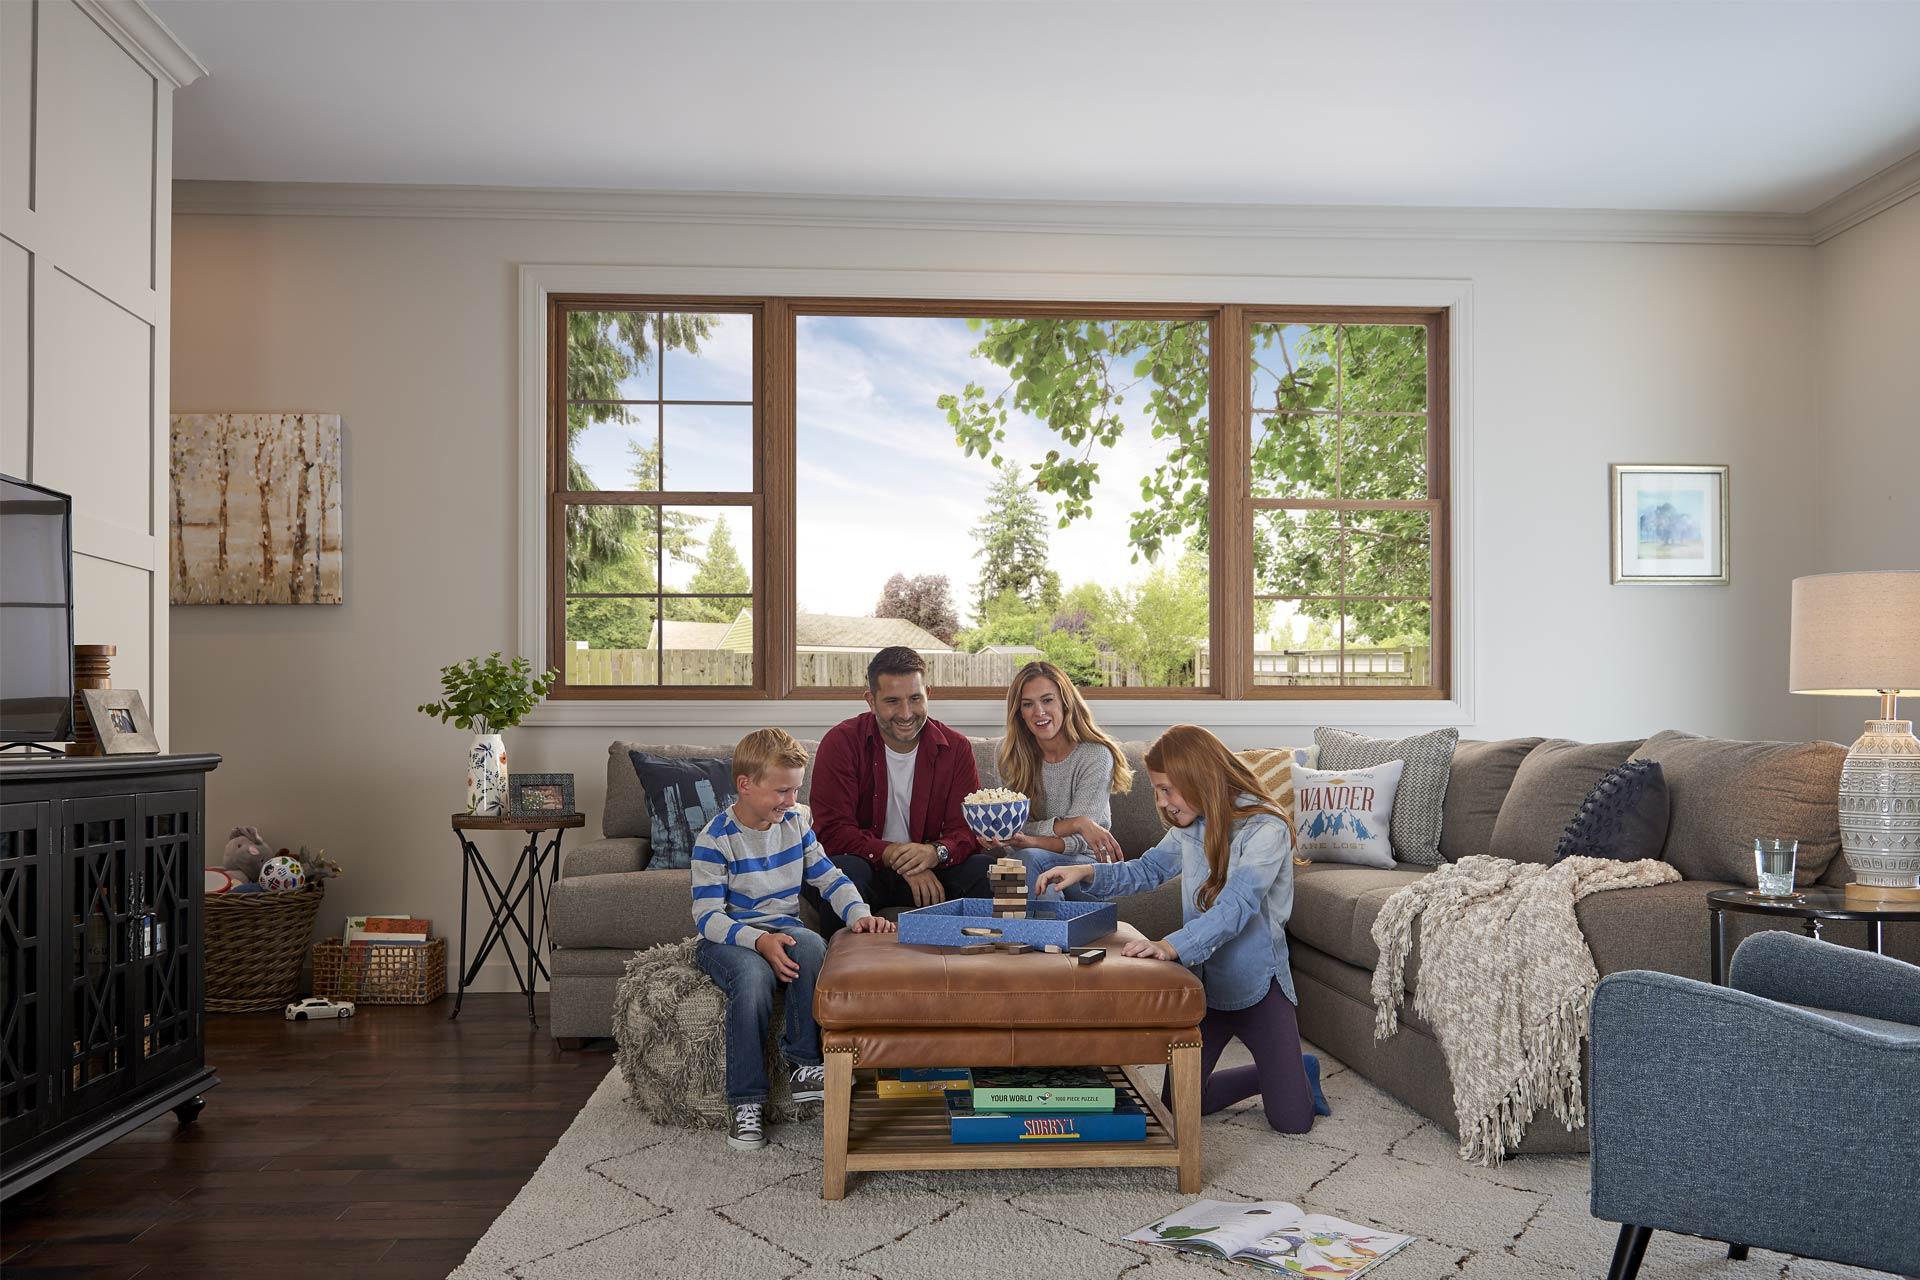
[1789,571,1920,694]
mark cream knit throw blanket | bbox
[1369,853,1680,1164]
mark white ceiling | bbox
[153,0,1920,213]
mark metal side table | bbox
[449,812,585,1025]
[1705,887,1920,985]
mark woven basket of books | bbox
[312,937,448,1005]
[203,882,325,1012]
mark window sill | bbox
[517,696,1473,732]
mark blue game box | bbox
[896,898,1117,949]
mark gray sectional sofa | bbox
[548,728,1917,1154]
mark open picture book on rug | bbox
[1127,1199,1414,1278]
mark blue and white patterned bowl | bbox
[962,795,1030,843]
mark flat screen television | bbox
[1,475,75,746]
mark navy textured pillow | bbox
[1553,759,1669,864]
[627,750,738,870]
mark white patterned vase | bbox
[467,733,508,817]
[1838,719,1920,889]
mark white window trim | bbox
[517,263,1475,729]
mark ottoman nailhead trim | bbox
[827,1045,860,1065]
[1166,1040,1201,1061]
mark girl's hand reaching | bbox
[1120,938,1180,962]
[1034,863,1096,895]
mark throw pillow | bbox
[627,750,739,871]
[1291,760,1404,869]
[1552,759,1670,863]
[1236,745,1319,835]
[1314,726,1459,866]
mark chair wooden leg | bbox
[1727,1243,1749,1261]
[1606,1224,1652,1280]
[821,1050,853,1201]
[1170,1042,1202,1193]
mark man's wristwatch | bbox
[933,842,951,867]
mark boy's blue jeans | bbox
[694,927,828,1106]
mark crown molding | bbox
[76,0,207,89]
[173,180,1817,247]
[1807,150,1920,245]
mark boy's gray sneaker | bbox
[727,1102,766,1150]
[789,1063,826,1103]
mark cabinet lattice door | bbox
[1,802,56,1152]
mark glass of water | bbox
[1753,839,1799,898]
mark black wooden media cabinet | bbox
[0,753,221,1199]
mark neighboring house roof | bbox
[981,644,1043,655]
[647,608,952,654]
[645,619,735,650]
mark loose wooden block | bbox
[956,943,993,954]
[990,942,1032,954]
[1069,947,1106,965]
[1043,944,1066,954]
[960,926,1002,937]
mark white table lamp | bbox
[1790,570,1920,901]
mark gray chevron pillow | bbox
[1313,726,1460,867]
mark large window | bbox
[548,297,1446,700]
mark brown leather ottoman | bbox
[812,924,1206,1199]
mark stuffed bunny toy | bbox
[222,826,271,883]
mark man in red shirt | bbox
[805,646,989,936]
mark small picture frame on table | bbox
[82,688,160,754]
[507,772,576,818]
[1610,463,1729,585]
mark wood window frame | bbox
[546,294,1448,703]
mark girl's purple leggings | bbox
[1165,979,1316,1134]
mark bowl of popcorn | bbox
[962,787,1030,844]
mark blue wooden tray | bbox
[897,898,1116,950]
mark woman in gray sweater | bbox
[991,660,1135,892]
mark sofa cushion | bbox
[1488,739,1643,865]
[1440,738,1544,861]
[1635,730,1847,886]
[1293,760,1403,868]
[551,868,715,950]
[627,750,737,871]
[1288,861,1432,971]
[1573,877,1745,983]
[1554,759,1670,863]
[974,735,1163,856]
[1315,726,1460,866]
[603,739,820,841]
[1237,746,1318,835]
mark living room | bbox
[2,2,1917,1278]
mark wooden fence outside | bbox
[565,647,1151,689]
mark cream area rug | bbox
[450,1044,1895,1280]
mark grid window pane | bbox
[1252,414,1336,500]
[662,312,753,401]
[1341,415,1427,500]
[564,504,658,593]
[661,405,753,491]
[1250,323,1336,415]
[1254,509,1340,598]
[1342,603,1432,687]
[661,597,754,686]
[566,404,660,493]
[565,310,657,402]
[564,598,658,684]
[1339,324,1427,415]
[660,507,754,596]
[1343,510,1430,600]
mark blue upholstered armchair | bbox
[1589,931,1920,1279]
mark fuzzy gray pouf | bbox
[613,939,812,1130]
[450,1043,1898,1280]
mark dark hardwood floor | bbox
[1,996,610,1280]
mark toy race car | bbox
[285,996,355,1021]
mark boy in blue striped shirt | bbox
[692,727,893,1151]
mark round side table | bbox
[1704,887,1920,985]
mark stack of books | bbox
[944,1067,1147,1144]
[342,914,432,946]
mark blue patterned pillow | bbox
[1553,759,1669,863]
[627,751,737,870]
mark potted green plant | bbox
[417,653,558,815]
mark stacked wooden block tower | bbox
[990,857,1029,918]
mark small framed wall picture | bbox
[507,772,576,818]
[82,688,160,754]
[1610,463,1729,585]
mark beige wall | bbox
[2,0,195,744]
[1809,193,1920,744]
[171,198,1857,988]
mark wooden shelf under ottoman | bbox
[814,927,1206,1200]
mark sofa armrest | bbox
[1730,930,1920,1027]
[563,837,649,879]
[1590,970,1920,1274]
[550,868,690,950]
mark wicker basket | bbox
[312,938,448,1005]
[203,882,325,1012]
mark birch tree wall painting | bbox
[170,413,344,604]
